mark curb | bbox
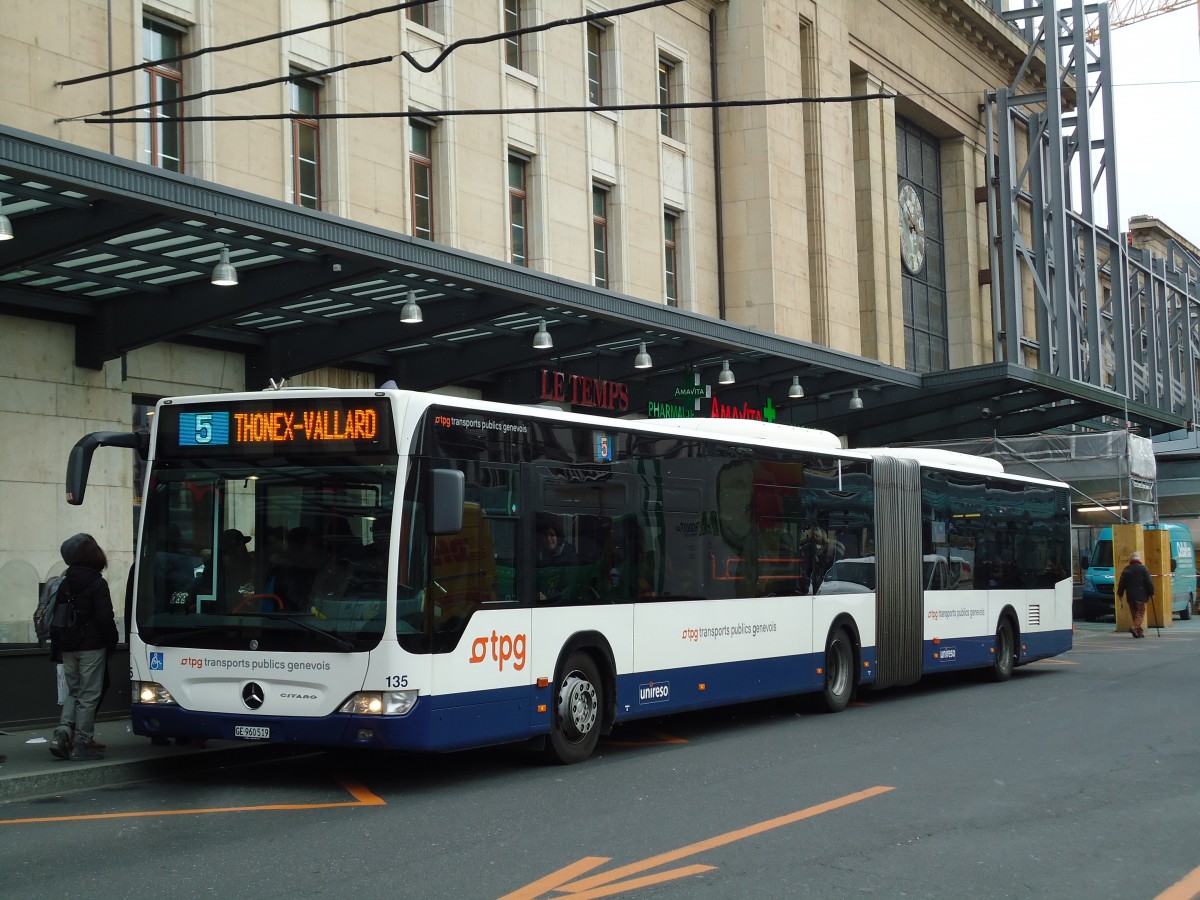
[0,743,307,804]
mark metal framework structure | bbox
[986,0,1200,430]
[1102,0,1197,32]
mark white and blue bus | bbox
[67,388,1073,763]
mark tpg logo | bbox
[468,630,526,671]
[639,681,670,704]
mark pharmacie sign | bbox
[648,374,711,418]
[647,375,778,423]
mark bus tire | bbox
[821,627,854,713]
[547,652,603,765]
[991,617,1016,682]
[1181,599,1192,621]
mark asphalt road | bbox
[2,621,1198,900]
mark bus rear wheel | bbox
[547,652,602,764]
[991,617,1016,682]
[821,627,854,713]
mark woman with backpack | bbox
[48,533,118,762]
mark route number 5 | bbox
[193,413,213,444]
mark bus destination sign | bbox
[158,398,394,457]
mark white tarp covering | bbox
[917,432,1156,505]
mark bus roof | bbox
[649,417,844,451]
[155,387,1065,485]
[858,446,1006,475]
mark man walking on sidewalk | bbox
[1118,551,1155,639]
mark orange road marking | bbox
[1028,658,1077,665]
[498,857,611,900]
[1155,863,1200,900]
[500,785,892,899]
[561,865,716,900]
[337,774,387,805]
[0,773,384,826]
[607,730,689,747]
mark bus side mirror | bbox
[65,431,148,505]
[1080,553,1089,569]
[1172,557,1178,573]
[426,468,464,535]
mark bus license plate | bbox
[234,725,270,740]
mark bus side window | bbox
[537,477,628,605]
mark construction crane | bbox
[1087,0,1199,43]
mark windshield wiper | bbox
[254,611,356,651]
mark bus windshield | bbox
[136,455,398,652]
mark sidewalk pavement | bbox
[0,718,289,803]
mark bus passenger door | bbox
[425,462,532,747]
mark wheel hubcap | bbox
[557,671,598,742]
[829,640,849,694]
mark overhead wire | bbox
[402,0,684,73]
[80,93,897,126]
[57,0,687,124]
[73,57,396,121]
[55,0,434,87]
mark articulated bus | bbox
[67,388,1073,764]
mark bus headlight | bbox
[134,681,178,705]
[338,690,418,716]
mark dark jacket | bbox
[1117,560,1155,604]
[60,565,119,651]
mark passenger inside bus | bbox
[539,526,578,566]
[216,528,254,611]
[538,524,580,604]
[265,526,322,611]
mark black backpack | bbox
[33,575,63,642]
[49,579,88,649]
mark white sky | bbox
[1108,5,1200,242]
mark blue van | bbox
[1078,523,1197,620]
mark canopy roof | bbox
[0,125,1183,445]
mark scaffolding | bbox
[919,431,1157,522]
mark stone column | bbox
[851,71,901,366]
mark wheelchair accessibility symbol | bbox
[150,652,164,671]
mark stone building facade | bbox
[0,0,1044,642]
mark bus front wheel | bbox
[547,652,603,765]
[821,627,854,713]
[991,617,1016,682]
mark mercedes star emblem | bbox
[242,682,265,710]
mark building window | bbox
[504,0,524,69]
[290,75,321,210]
[587,24,606,105]
[658,58,676,138]
[896,117,947,373]
[592,185,610,288]
[410,120,434,242]
[142,19,184,172]
[509,154,529,266]
[407,0,430,28]
[664,211,679,306]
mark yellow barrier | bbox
[1113,525,1172,632]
